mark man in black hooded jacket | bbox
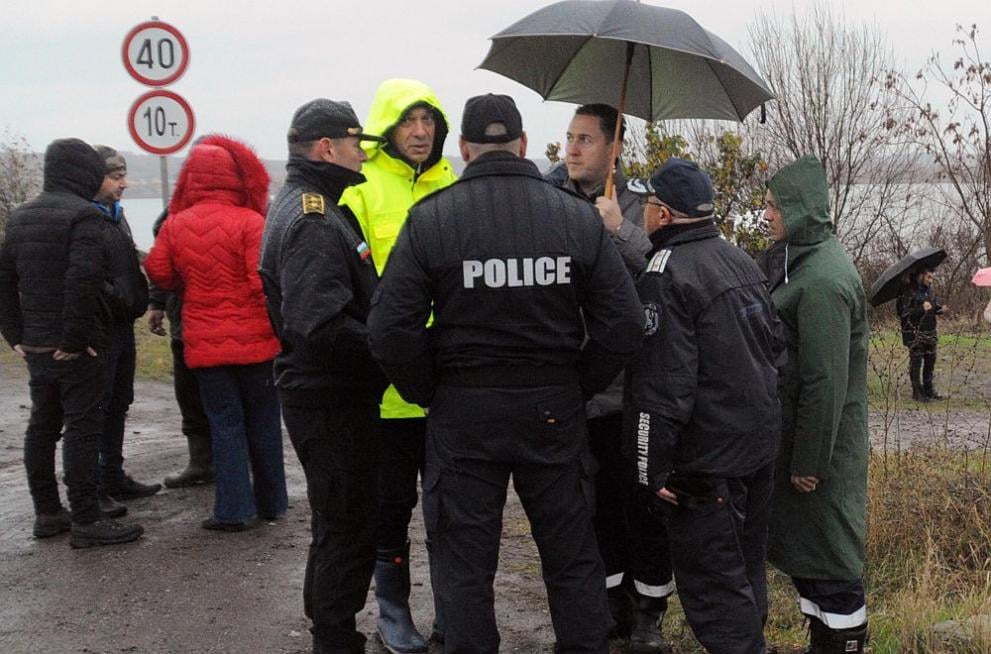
[0,138,144,549]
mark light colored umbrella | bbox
[478,0,774,196]
[973,267,991,287]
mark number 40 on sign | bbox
[122,20,189,87]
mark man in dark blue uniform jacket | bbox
[626,159,782,654]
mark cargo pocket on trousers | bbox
[421,464,444,539]
[578,450,598,516]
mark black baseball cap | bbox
[460,94,523,144]
[287,99,385,144]
[629,157,715,218]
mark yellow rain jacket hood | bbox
[341,78,457,419]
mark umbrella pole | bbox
[604,42,635,199]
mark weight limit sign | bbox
[128,90,196,156]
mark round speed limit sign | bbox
[122,21,189,87]
[128,90,196,155]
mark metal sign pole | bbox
[159,155,170,208]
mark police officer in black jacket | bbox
[259,99,388,654]
[625,159,782,654]
[368,94,644,654]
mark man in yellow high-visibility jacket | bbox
[341,78,456,653]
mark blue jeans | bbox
[195,361,287,523]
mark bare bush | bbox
[748,6,921,266]
[0,130,41,240]
[886,25,991,269]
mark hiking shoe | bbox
[70,519,144,549]
[33,509,71,539]
[163,464,214,489]
[105,475,162,500]
[98,492,128,518]
[927,391,945,400]
[201,518,250,532]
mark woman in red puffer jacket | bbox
[145,134,287,531]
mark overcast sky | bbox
[2,0,985,161]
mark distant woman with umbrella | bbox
[867,246,948,403]
[897,267,950,402]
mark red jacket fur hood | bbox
[144,135,279,368]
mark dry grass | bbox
[864,449,991,652]
[655,450,991,653]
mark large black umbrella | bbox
[868,247,947,307]
[478,0,774,194]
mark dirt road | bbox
[0,364,557,654]
[2,357,988,653]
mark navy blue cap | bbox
[461,94,523,144]
[288,99,385,144]
[630,157,715,218]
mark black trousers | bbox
[424,383,611,654]
[376,417,426,551]
[279,388,379,654]
[99,322,135,485]
[666,461,774,654]
[908,340,937,394]
[23,351,105,524]
[171,338,211,442]
[588,413,673,598]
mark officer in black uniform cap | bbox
[368,93,645,654]
[625,158,783,654]
[259,99,388,654]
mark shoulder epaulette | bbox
[645,248,672,275]
[301,193,325,216]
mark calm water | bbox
[122,197,169,252]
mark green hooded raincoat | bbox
[761,156,869,581]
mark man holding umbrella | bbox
[550,103,671,649]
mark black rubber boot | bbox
[807,616,868,654]
[607,583,636,639]
[628,596,667,653]
[164,436,214,488]
[375,543,427,654]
